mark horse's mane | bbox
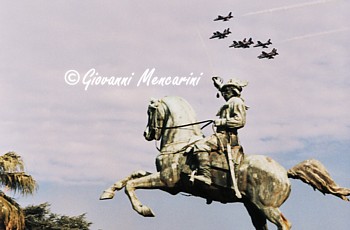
[161,96,202,135]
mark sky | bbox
[0,0,349,229]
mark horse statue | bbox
[100,96,350,230]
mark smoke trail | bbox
[243,0,339,16]
[281,27,349,42]
[196,26,216,75]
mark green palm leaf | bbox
[0,152,37,195]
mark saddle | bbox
[157,146,244,188]
[192,145,244,188]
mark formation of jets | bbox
[209,28,231,39]
[257,48,279,59]
[210,12,279,59]
[213,12,233,21]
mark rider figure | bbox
[192,76,248,185]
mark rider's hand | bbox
[214,119,226,126]
[212,76,223,89]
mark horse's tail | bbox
[287,159,350,201]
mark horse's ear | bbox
[149,97,159,108]
[150,97,157,103]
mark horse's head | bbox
[144,96,204,152]
[144,98,167,141]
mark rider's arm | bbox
[214,98,246,129]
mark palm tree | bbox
[0,152,37,230]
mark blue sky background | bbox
[1,0,349,229]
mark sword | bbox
[227,143,242,199]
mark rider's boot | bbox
[194,151,212,185]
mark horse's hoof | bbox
[140,206,155,217]
[99,189,115,200]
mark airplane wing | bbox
[214,15,223,21]
[253,42,261,47]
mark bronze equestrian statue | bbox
[100,77,350,230]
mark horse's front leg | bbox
[100,170,152,200]
[124,172,167,217]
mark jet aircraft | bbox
[253,39,272,48]
[209,28,231,39]
[214,12,233,21]
[229,38,254,48]
[257,48,279,59]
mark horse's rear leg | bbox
[261,207,291,230]
[125,172,167,217]
[244,202,268,230]
[100,170,152,200]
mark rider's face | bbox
[221,87,235,101]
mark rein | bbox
[158,119,214,130]
[154,99,213,130]
[154,120,213,153]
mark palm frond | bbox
[0,172,37,195]
[0,152,25,173]
[0,152,37,195]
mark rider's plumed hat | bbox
[212,77,248,92]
